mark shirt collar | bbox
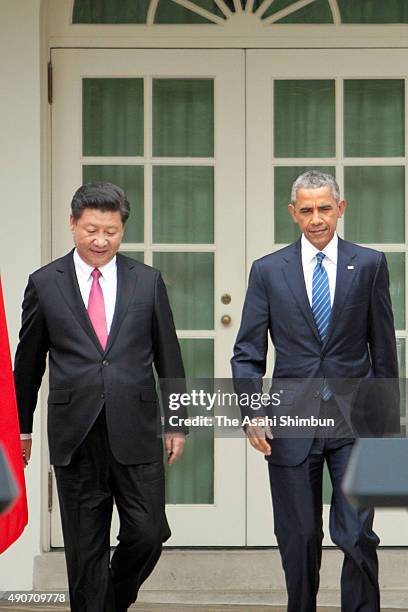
[73,249,117,281]
[301,233,338,266]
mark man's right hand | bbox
[21,439,32,468]
[245,418,272,456]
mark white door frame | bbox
[246,48,408,546]
[50,48,247,546]
[48,45,408,548]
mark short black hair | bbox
[71,182,130,224]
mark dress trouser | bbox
[268,398,380,612]
[54,408,168,612]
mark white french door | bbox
[50,46,408,548]
[50,48,246,546]
[246,48,408,546]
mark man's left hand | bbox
[164,433,186,465]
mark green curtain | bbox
[338,0,408,23]
[274,80,335,158]
[165,339,214,504]
[263,0,333,23]
[344,80,404,157]
[155,0,223,23]
[73,0,149,23]
[83,78,144,156]
[153,79,214,157]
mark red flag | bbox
[0,276,28,553]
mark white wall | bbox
[0,0,43,590]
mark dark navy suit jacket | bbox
[231,237,400,466]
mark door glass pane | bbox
[73,0,149,23]
[323,464,331,504]
[274,166,335,243]
[153,166,214,244]
[385,253,405,331]
[83,165,144,243]
[191,0,225,15]
[264,0,333,23]
[155,0,219,23]
[120,251,144,263]
[344,80,405,157]
[274,80,335,158]
[166,339,214,504]
[83,79,144,157]
[153,79,214,157]
[338,0,408,24]
[344,166,405,244]
[180,338,214,378]
[154,253,214,329]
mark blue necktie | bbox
[312,252,332,400]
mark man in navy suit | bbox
[231,171,399,612]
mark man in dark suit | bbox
[14,182,186,612]
[231,170,399,612]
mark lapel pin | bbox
[347,265,354,270]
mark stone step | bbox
[33,549,408,608]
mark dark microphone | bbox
[342,438,408,508]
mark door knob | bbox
[221,314,232,326]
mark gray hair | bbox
[291,170,340,204]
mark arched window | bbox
[72,0,408,26]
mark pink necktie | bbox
[87,268,108,350]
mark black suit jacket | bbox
[231,237,400,466]
[14,251,186,466]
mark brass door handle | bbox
[221,314,232,326]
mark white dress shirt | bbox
[21,251,117,441]
[301,233,338,307]
[73,249,117,332]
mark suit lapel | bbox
[323,237,358,347]
[282,240,321,344]
[55,251,138,355]
[55,251,104,354]
[104,253,138,354]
